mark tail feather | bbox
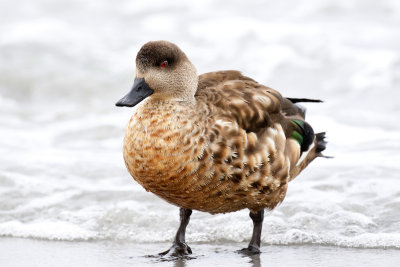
[282,97,323,120]
[286,98,323,103]
[315,132,327,154]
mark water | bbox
[1,0,400,251]
[2,238,400,267]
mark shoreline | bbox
[1,237,400,267]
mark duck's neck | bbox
[140,96,195,110]
[132,97,197,128]
[147,91,196,104]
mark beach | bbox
[2,238,400,267]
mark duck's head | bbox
[116,41,198,107]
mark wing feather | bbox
[196,70,292,135]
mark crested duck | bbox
[116,40,327,256]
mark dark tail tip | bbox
[287,98,323,103]
[315,132,327,154]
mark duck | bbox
[116,40,327,256]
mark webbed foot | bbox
[159,242,192,257]
[238,245,261,255]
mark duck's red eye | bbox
[160,60,168,68]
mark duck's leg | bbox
[240,209,264,255]
[160,208,192,257]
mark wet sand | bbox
[1,237,400,267]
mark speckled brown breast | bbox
[123,95,294,214]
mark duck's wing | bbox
[195,71,326,200]
[197,70,256,90]
[196,70,321,154]
[197,70,281,132]
[196,70,327,185]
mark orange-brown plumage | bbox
[117,40,326,255]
